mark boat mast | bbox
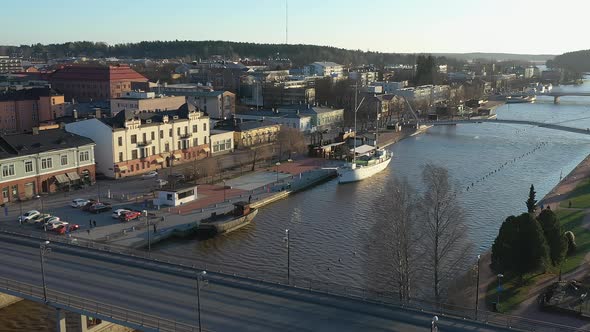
[354,84,357,164]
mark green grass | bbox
[560,178,590,209]
[556,209,589,274]
[485,273,545,313]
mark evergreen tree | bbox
[526,184,537,213]
[537,209,567,266]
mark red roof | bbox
[49,65,148,82]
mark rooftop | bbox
[50,65,147,82]
[0,128,94,159]
[0,87,61,101]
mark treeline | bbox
[0,40,462,67]
[549,49,590,73]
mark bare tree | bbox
[420,164,472,303]
[384,177,420,301]
[277,127,307,160]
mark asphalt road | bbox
[0,233,510,332]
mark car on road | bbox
[18,210,40,223]
[120,211,142,222]
[88,203,112,214]
[29,213,51,224]
[81,199,98,211]
[70,198,90,208]
[53,224,80,234]
[141,171,158,179]
[112,209,130,219]
[47,220,68,230]
[155,179,168,187]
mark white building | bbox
[110,91,186,116]
[234,111,313,132]
[371,81,408,94]
[303,62,345,78]
[154,184,197,207]
[66,103,210,178]
[210,130,234,156]
[393,85,450,104]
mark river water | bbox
[154,78,590,293]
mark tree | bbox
[491,213,549,278]
[420,164,472,303]
[526,184,537,214]
[381,177,420,301]
[277,127,307,160]
[414,55,437,86]
[537,209,567,266]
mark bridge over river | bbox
[422,118,590,135]
[543,91,590,104]
[0,230,583,332]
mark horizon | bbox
[1,0,588,55]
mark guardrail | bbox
[0,276,204,332]
[0,228,588,332]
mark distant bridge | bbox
[543,91,590,104]
[422,118,590,135]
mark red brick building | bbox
[0,87,66,133]
[49,65,149,102]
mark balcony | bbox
[179,133,192,139]
[137,140,152,146]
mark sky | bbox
[1,0,588,55]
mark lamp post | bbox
[497,273,504,311]
[275,162,281,182]
[196,271,207,332]
[475,254,481,320]
[143,210,150,252]
[222,180,226,203]
[35,195,44,216]
[40,241,51,303]
[284,229,290,284]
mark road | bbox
[0,233,509,332]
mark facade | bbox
[209,130,234,156]
[0,87,66,133]
[0,56,23,74]
[371,81,408,94]
[279,106,344,130]
[186,91,235,120]
[349,71,378,86]
[303,62,345,78]
[0,128,95,202]
[216,121,280,149]
[524,66,541,79]
[110,91,186,116]
[154,184,197,207]
[49,65,148,102]
[66,103,210,179]
[262,80,315,108]
[394,85,450,105]
[234,110,313,132]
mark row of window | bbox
[118,137,209,162]
[1,151,91,178]
[212,139,232,153]
[120,124,208,146]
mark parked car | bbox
[89,203,112,214]
[53,224,80,235]
[70,198,90,208]
[120,211,142,222]
[18,210,40,223]
[81,199,98,211]
[112,209,130,219]
[29,213,51,224]
[170,173,185,180]
[47,220,68,230]
[155,179,168,187]
[141,171,158,179]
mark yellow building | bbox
[232,121,281,149]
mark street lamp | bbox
[196,271,207,332]
[40,241,51,303]
[275,162,281,182]
[222,180,226,203]
[284,229,290,284]
[35,195,44,216]
[497,273,504,311]
[143,210,150,252]
[475,254,481,320]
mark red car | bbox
[52,224,80,235]
[120,211,141,222]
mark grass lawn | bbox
[560,178,590,209]
[485,209,588,313]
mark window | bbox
[159,130,164,139]
[193,138,199,146]
[119,152,124,162]
[204,136,207,144]
[24,160,33,173]
[142,133,147,142]
[118,137,123,146]
[41,158,52,170]
[130,164,134,172]
[2,164,15,177]
[164,143,170,152]
[130,135,137,144]
[203,123,207,131]
[151,132,155,140]
[152,146,156,155]
[177,141,181,150]
[193,125,198,133]
[177,128,181,136]
[61,154,68,166]
[79,151,90,162]
[169,129,173,137]
[131,150,138,159]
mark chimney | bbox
[32,127,39,135]
[73,109,78,119]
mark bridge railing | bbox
[1,228,587,332]
[0,276,201,332]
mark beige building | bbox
[230,121,280,149]
[209,130,234,156]
[65,103,210,178]
[109,91,186,116]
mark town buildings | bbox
[0,127,96,202]
[0,87,66,133]
[109,91,186,116]
[216,120,280,149]
[65,103,210,178]
[279,106,345,131]
[209,129,234,156]
[49,65,148,102]
[262,80,315,108]
[234,110,313,132]
[0,56,23,74]
[155,84,235,120]
[393,85,450,105]
[303,62,345,79]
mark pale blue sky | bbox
[1,0,588,54]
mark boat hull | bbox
[338,157,392,183]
